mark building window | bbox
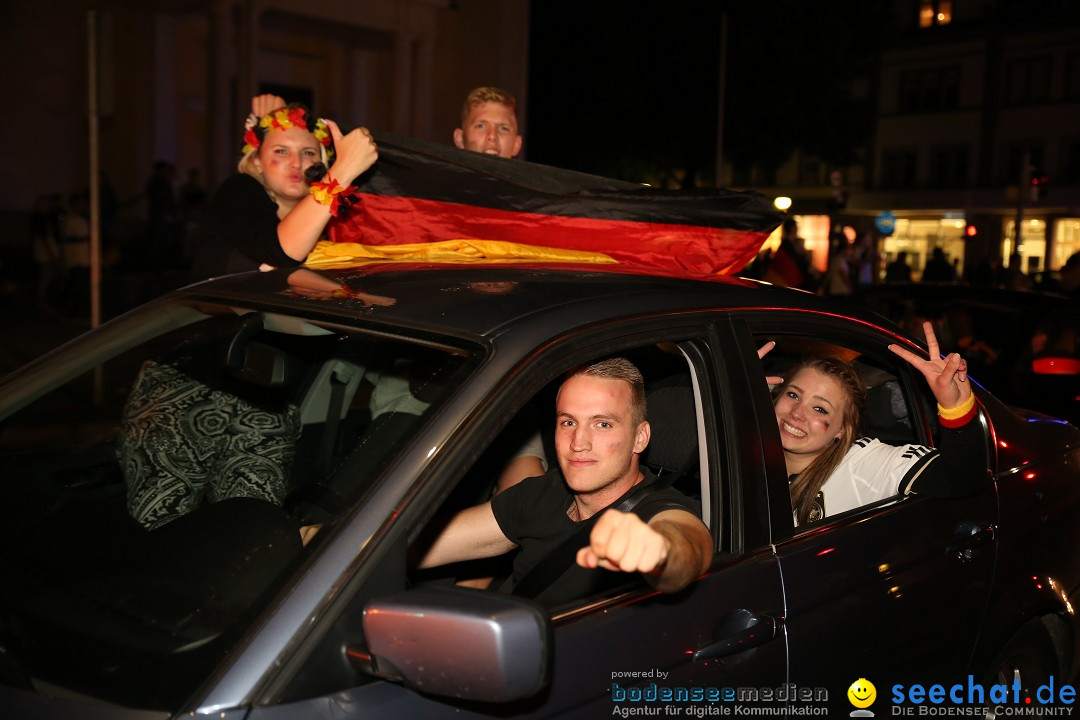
[1062,139,1080,184]
[1066,52,1080,101]
[919,0,953,28]
[881,148,918,189]
[929,146,969,188]
[1002,144,1044,186]
[899,66,960,112]
[1005,56,1052,106]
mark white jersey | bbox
[805,437,938,522]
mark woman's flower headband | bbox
[241,105,334,167]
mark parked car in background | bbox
[851,283,1080,425]
[1,262,1079,718]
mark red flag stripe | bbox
[328,194,768,276]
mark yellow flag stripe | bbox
[304,238,619,269]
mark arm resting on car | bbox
[576,508,713,594]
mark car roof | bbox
[177,262,893,341]
[855,282,1070,312]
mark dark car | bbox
[851,283,1080,425]
[1,261,1079,718]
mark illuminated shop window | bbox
[759,214,831,274]
[1003,219,1047,273]
[881,217,966,279]
[1052,219,1080,270]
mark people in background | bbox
[884,251,912,283]
[1060,251,1080,300]
[29,194,64,311]
[822,235,853,296]
[764,218,819,291]
[921,247,957,282]
[850,230,880,290]
[1000,252,1033,291]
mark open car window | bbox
[757,334,924,447]
[406,339,715,614]
[752,327,939,529]
[0,299,480,712]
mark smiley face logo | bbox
[847,678,876,708]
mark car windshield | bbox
[0,298,479,711]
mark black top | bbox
[906,417,988,497]
[190,174,303,282]
[491,467,700,606]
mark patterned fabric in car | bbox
[118,360,301,530]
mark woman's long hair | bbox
[777,356,866,525]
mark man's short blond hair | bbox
[461,86,518,125]
[570,357,647,427]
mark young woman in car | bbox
[764,322,985,525]
[190,95,378,281]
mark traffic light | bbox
[965,222,978,238]
[1031,174,1050,202]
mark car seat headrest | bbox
[864,380,913,444]
[640,382,697,478]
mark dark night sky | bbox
[526,2,889,188]
[526,2,724,186]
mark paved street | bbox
[0,290,90,378]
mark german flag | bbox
[310,133,781,278]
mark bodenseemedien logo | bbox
[848,678,877,717]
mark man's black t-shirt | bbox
[490,467,701,606]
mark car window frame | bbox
[0,297,493,715]
[258,311,770,707]
[418,323,726,605]
[732,309,965,542]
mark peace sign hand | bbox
[888,321,971,410]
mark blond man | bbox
[453,86,523,159]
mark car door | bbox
[246,318,789,719]
[521,332,789,717]
[738,313,998,702]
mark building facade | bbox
[745,0,1080,283]
[0,0,530,243]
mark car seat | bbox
[640,374,702,505]
[862,380,916,446]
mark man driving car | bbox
[418,357,712,603]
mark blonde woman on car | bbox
[190,94,378,281]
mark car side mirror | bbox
[355,585,551,702]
